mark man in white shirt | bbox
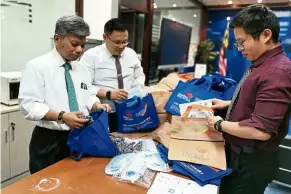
[18,15,111,174]
[80,18,145,132]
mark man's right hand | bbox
[211,99,231,110]
[62,112,89,129]
[110,89,128,101]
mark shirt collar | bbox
[102,43,125,59]
[51,47,77,69]
[253,45,283,67]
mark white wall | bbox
[84,0,119,40]
[160,9,201,44]
[1,0,119,72]
[1,0,75,72]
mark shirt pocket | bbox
[77,81,90,111]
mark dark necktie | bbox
[63,63,79,112]
[225,65,254,121]
[113,55,124,89]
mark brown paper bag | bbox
[168,139,226,170]
[152,91,172,113]
[158,113,172,125]
[171,104,223,142]
[149,122,171,148]
[171,116,224,141]
[143,86,168,93]
[156,73,186,90]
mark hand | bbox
[207,116,223,131]
[93,102,111,112]
[110,89,128,101]
[211,98,231,110]
[62,112,89,129]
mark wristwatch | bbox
[57,111,65,124]
[106,91,111,100]
[214,119,224,132]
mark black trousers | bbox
[29,126,70,174]
[108,113,118,133]
[219,144,278,194]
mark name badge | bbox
[81,82,88,90]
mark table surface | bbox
[1,157,187,194]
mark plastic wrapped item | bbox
[111,136,143,154]
[112,153,155,188]
[105,153,136,175]
[143,152,171,172]
[128,86,146,98]
[141,139,158,154]
[111,137,158,155]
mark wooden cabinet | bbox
[1,111,34,183]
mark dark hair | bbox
[229,5,279,43]
[55,15,90,37]
[104,18,127,35]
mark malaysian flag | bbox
[218,24,229,76]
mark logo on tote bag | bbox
[177,91,193,102]
[123,104,148,120]
[124,112,134,120]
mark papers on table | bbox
[147,172,218,194]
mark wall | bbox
[1,0,119,72]
[207,8,291,82]
[1,0,75,72]
[83,0,119,40]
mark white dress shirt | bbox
[80,44,145,111]
[18,48,100,131]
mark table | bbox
[1,157,219,194]
[2,157,153,194]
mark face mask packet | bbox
[112,152,155,188]
[105,153,136,175]
[143,152,171,172]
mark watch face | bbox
[214,123,218,130]
[106,91,111,99]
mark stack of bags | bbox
[146,72,237,186]
[157,144,232,186]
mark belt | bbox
[230,143,256,154]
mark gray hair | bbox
[55,15,90,37]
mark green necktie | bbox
[63,63,79,112]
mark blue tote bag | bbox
[157,144,232,186]
[165,73,237,116]
[164,80,223,116]
[115,94,160,133]
[67,110,118,161]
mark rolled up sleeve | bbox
[239,68,291,134]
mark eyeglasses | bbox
[106,34,129,47]
[234,31,262,51]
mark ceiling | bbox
[153,0,291,8]
[153,0,197,8]
[198,0,291,6]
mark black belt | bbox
[230,143,256,154]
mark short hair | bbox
[229,5,279,43]
[55,15,90,37]
[104,18,127,35]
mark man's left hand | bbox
[207,116,223,130]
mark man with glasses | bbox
[206,5,291,194]
[81,18,145,132]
